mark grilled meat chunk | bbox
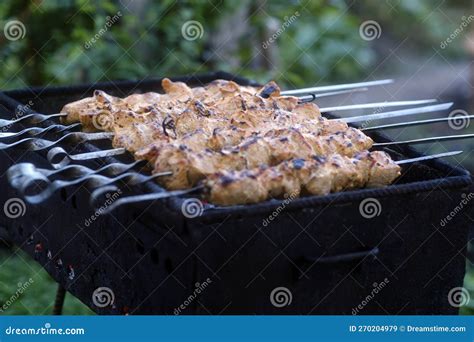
[204,151,401,205]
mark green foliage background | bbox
[0,0,469,89]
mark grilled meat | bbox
[148,127,373,190]
[204,151,401,205]
[57,78,400,205]
[60,79,302,130]
[61,79,260,127]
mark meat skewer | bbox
[146,127,373,189]
[4,111,469,143]
[58,84,434,131]
[44,130,473,172]
[203,149,468,205]
[203,151,401,205]
[47,78,415,127]
[10,149,462,207]
[56,91,451,158]
[95,150,462,212]
[39,101,456,159]
[0,78,394,129]
[0,78,400,131]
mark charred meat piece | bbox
[204,151,401,205]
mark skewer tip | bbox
[395,150,464,165]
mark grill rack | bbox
[2,74,470,314]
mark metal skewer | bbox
[281,79,393,96]
[47,146,127,169]
[298,87,369,103]
[341,103,453,124]
[395,151,463,165]
[7,160,147,187]
[101,186,204,214]
[0,112,67,129]
[362,115,474,131]
[319,99,437,113]
[0,123,81,140]
[374,133,474,146]
[0,131,113,151]
[8,164,171,205]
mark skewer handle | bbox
[0,113,67,129]
[101,186,204,214]
[7,162,171,204]
[47,147,126,169]
[0,123,82,140]
[0,131,113,151]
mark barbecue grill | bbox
[0,72,472,314]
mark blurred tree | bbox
[0,0,470,88]
[0,0,371,88]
